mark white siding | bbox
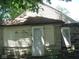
[44,25,55,46]
[3,26,32,47]
[3,25,61,48]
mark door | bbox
[32,26,44,56]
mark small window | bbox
[61,27,71,47]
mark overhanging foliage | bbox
[0,0,51,19]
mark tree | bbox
[0,0,51,19]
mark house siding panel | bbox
[54,26,61,50]
[3,26,32,47]
[2,25,61,56]
[0,28,3,53]
[3,25,57,47]
[44,25,55,46]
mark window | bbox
[61,27,71,48]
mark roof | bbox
[1,17,64,26]
[22,17,64,25]
[62,23,79,27]
[0,3,66,26]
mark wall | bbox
[70,27,79,45]
[3,26,32,47]
[3,25,57,47]
[55,26,62,55]
[44,25,55,46]
[44,25,61,55]
[2,24,61,55]
[54,26,61,50]
[0,27,4,54]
